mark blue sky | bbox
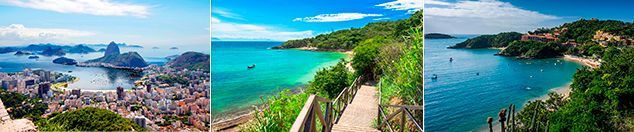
[425,0,634,34]
[211,0,422,41]
[0,0,209,47]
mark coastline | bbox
[563,55,600,68]
[476,56,585,131]
[211,46,348,131]
[211,87,304,131]
[477,82,572,132]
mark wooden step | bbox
[332,124,379,132]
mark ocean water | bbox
[424,35,582,131]
[211,41,346,116]
[0,45,209,90]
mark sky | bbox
[0,0,209,47]
[425,0,634,34]
[211,0,422,41]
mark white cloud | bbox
[211,17,313,41]
[293,13,383,22]
[373,17,390,21]
[2,0,149,18]
[375,0,423,13]
[425,0,560,34]
[0,24,95,45]
[425,0,450,6]
[212,8,244,20]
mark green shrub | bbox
[307,60,352,99]
[352,37,388,79]
[39,107,144,131]
[0,90,47,119]
[240,90,309,131]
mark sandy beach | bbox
[534,82,572,101]
[563,55,600,68]
[211,111,255,131]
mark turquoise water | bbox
[0,45,208,90]
[211,41,346,116]
[424,35,582,131]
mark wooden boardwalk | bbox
[332,84,379,132]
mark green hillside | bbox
[273,10,422,51]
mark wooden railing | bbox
[377,105,424,132]
[290,76,363,132]
[376,79,424,132]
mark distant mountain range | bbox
[0,44,96,55]
[83,43,143,48]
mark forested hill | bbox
[447,19,634,59]
[557,19,634,43]
[272,10,423,51]
[448,32,522,49]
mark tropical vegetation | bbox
[497,41,564,59]
[510,47,634,131]
[0,90,47,120]
[37,107,144,131]
[449,32,522,48]
[239,10,423,131]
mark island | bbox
[52,57,78,65]
[14,51,33,56]
[425,33,455,39]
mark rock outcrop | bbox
[104,41,121,57]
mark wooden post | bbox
[304,105,314,132]
[324,102,331,131]
[507,104,512,130]
[487,117,493,132]
[511,104,515,132]
[400,108,406,132]
[499,109,507,132]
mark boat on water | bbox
[247,64,256,69]
[28,55,39,59]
